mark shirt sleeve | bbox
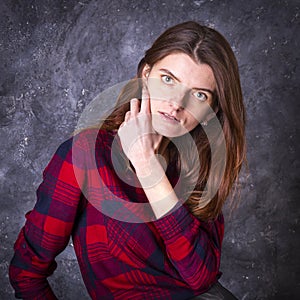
[9,134,87,300]
[153,205,224,292]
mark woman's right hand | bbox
[117,87,163,177]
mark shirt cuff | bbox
[153,204,196,242]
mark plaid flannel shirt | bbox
[9,129,224,300]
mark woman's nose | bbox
[167,88,189,110]
[167,99,183,111]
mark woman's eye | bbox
[161,75,174,84]
[193,91,207,101]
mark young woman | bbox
[9,21,246,299]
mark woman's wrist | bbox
[134,154,167,188]
[135,155,178,218]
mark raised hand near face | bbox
[118,84,163,177]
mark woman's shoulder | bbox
[51,128,117,162]
[71,128,117,150]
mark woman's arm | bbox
[153,204,224,291]
[135,154,223,290]
[9,136,86,300]
[129,152,224,291]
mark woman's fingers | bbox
[124,111,131,122]
[130,98,139,116]
[140,84,151,114]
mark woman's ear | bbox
[142,64,151,79]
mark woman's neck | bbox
[156,136,170,163]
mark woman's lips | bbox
[158,111,180,122]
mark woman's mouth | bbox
[158,112,180,122]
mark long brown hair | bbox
[102,21,246,221]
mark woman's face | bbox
[143,52,216,138]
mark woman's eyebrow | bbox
[159,68,214,96]
[195,88,214,96]
[159,68,181,82]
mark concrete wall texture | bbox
[0,0,299,299]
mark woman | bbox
[9,21,246,299]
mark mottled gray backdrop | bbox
[0,0,299,299]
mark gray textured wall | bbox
[1,0,299,299]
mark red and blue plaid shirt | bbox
[9,129,224,300]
